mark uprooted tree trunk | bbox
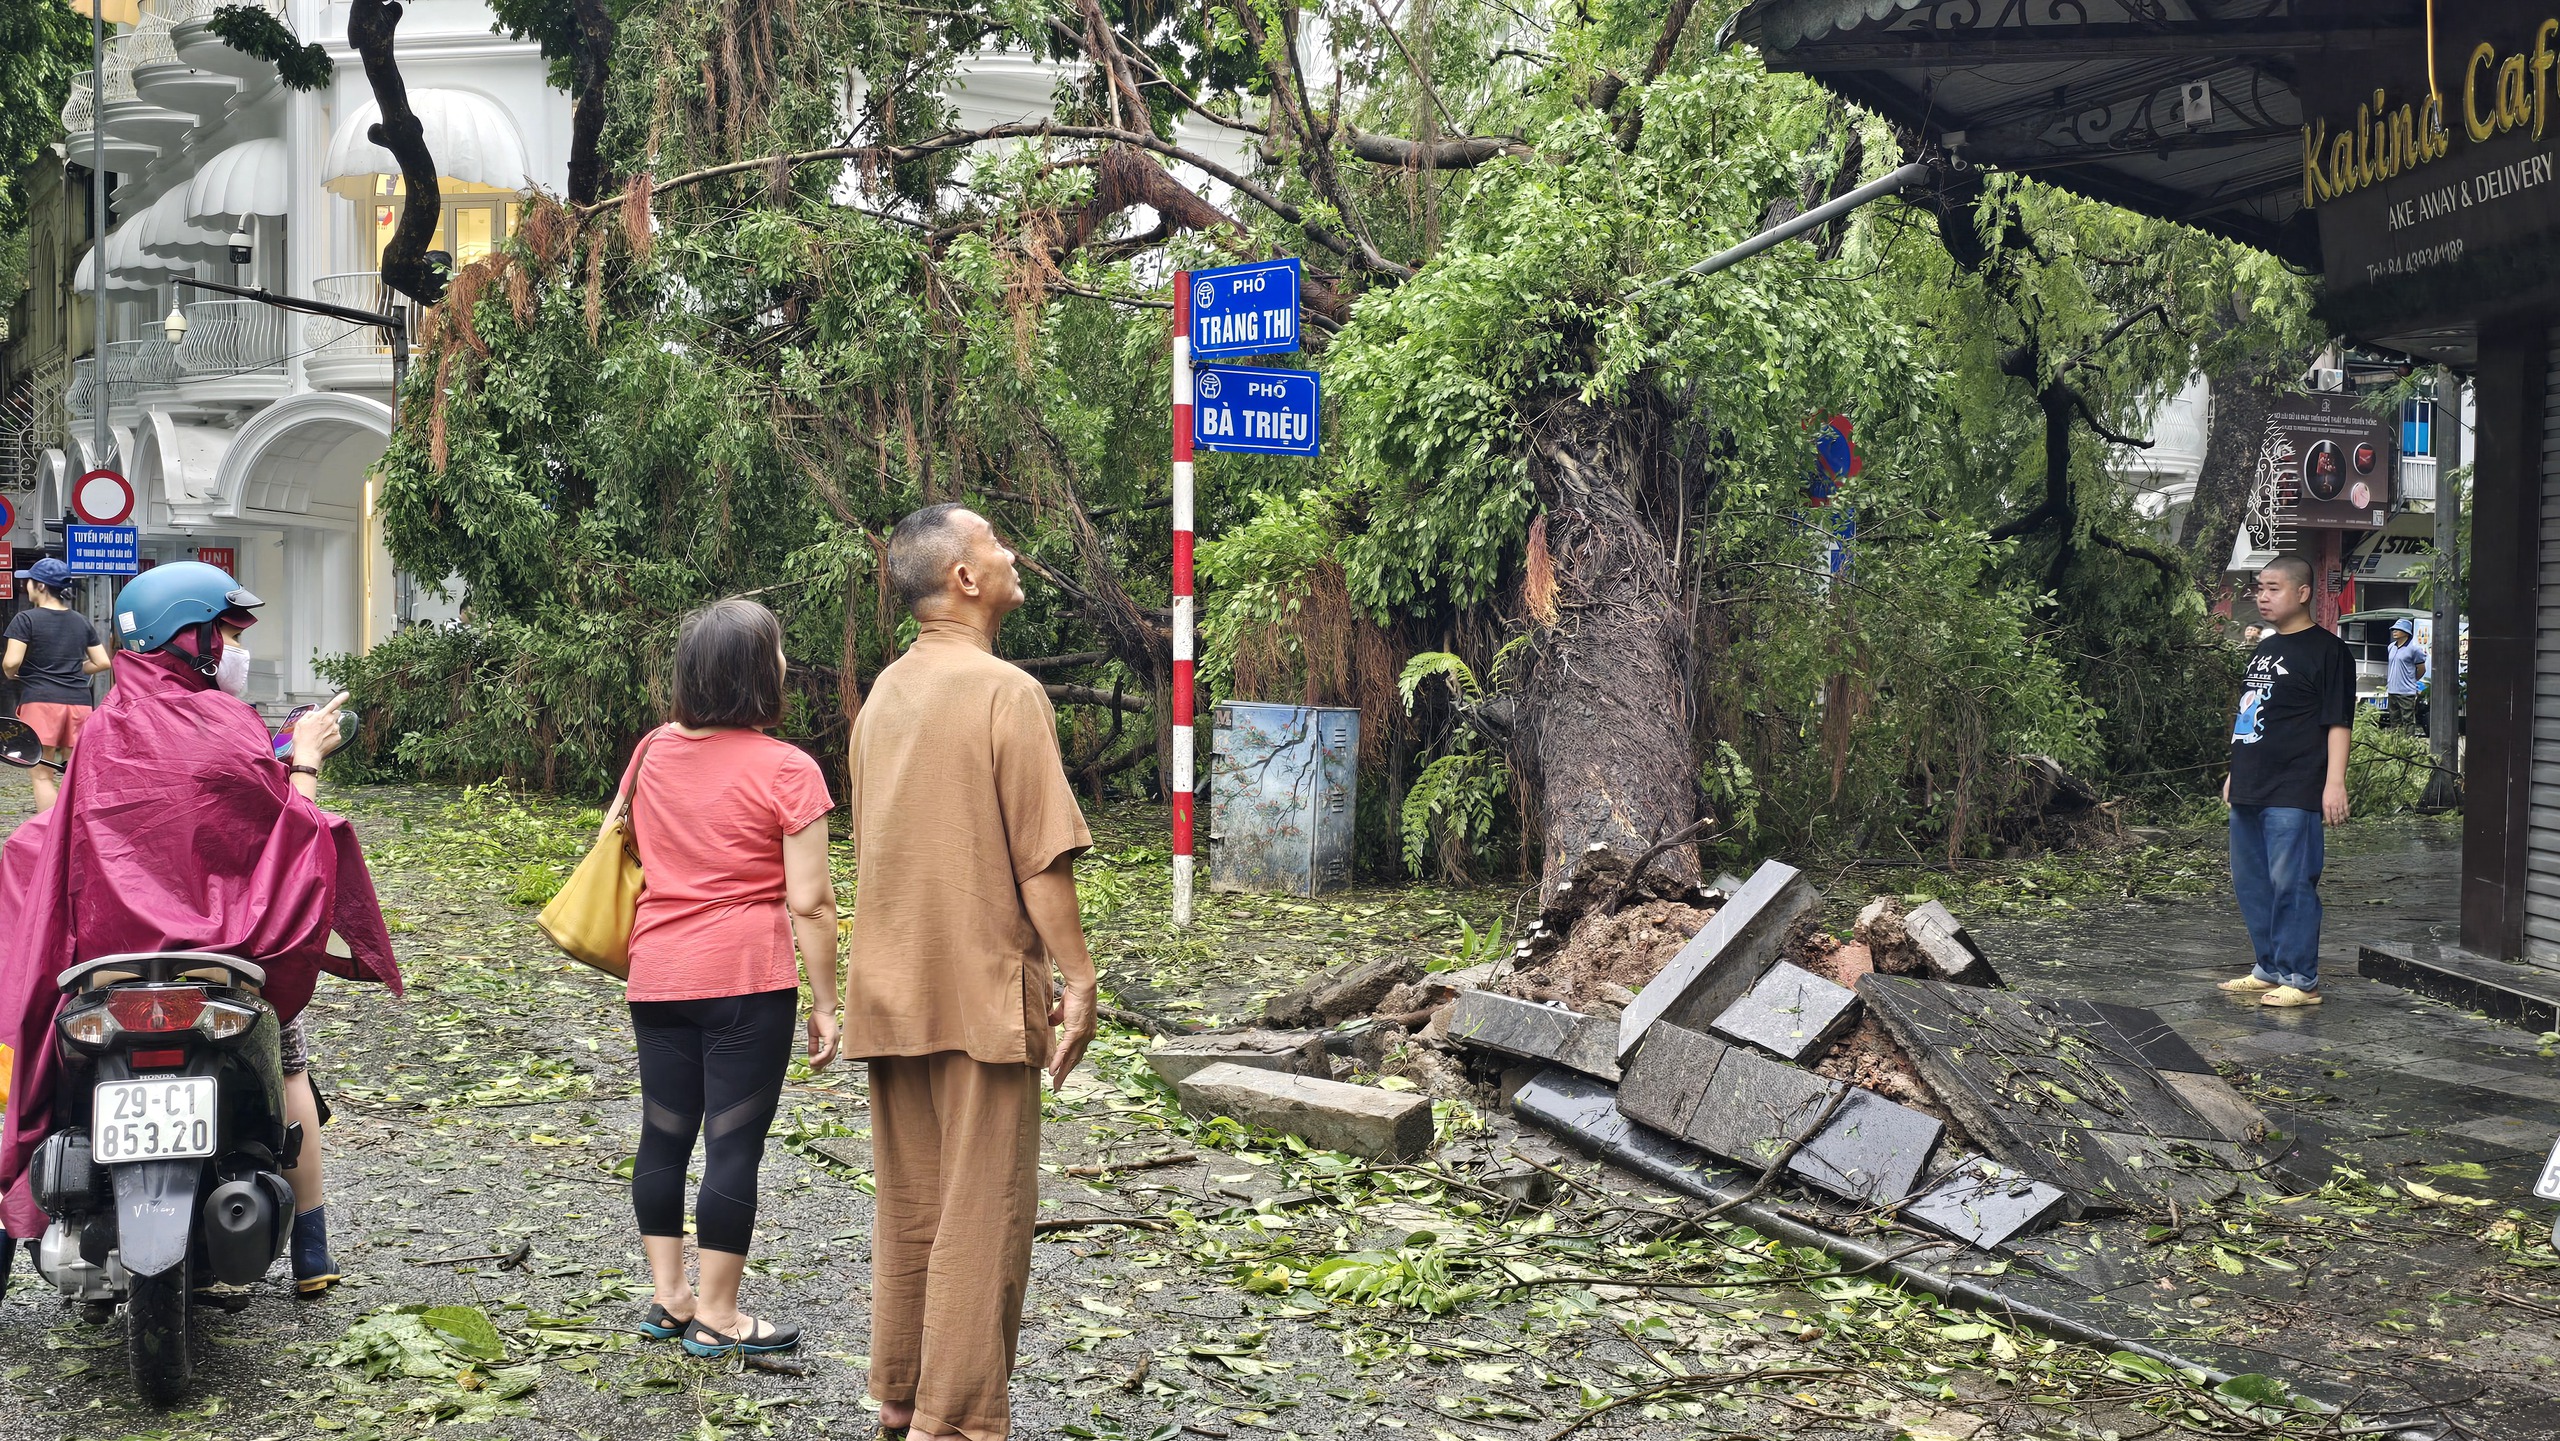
[1518,392,1701,909]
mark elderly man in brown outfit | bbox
[846,502,1099,1440]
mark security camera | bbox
[2181,80,2212,129]
[226,228,251,265]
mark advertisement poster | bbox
[2253,396,2396,532]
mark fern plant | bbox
[1398,651,1514,881]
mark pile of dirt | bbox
[1497,898,1719,1015]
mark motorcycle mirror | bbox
[0,716,63,771]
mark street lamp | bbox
[162,304,187,345]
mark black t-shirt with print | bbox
[2229,625,2355,811]
[4,605,101,706]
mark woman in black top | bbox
[3,557,112,811]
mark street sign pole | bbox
[89,0,108,479]
[1171,272,1197,927]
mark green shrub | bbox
[2346,707,2433,816]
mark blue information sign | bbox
[65,524,140,576]
[1193,365,1320,457]
[1189,259,1301,360]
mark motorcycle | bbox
[2,721,300,1405]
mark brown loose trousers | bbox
[846,618,1092,1441]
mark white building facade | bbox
[4,0,572,707]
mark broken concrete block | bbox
[1710,961,1862,1064]
[1175,1062,1434,1161]
[1786,1087,1942,1206]
[1145,1031,1329,1087]
[2160,1070,2267,1143]
[1615,860,1820,1061]
[1902,901,2001,988]
[1684,1044,1844,1170]
[1615,1023,1728,1136]
[1265,956,1422,1028]
[1905,1155,2071,1249]
[1446,991,1621,1082]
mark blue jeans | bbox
[2230,805,2324,989]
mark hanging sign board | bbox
[2297,1,2560,312]
[0,542,12,600]
[64,524,140,576]
[1188,259,1301,360]
[1192,365,1320,457]
[71,468,134,526]
[2255,396,2396,530]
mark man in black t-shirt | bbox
[2220,556,2354,1008]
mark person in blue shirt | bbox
[2384,622,2428,730]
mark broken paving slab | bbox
[1264,955,1421,1028]
[1787,1087,1943,1206]
[1175,1062,1435,1162]
[1903,900,2002,988]
[2082,1001,2215,1075]
[1615,1022,1729,1135]
[1446,991,1624,1082]
[1615,859,1820,1062]
[1685,1044,1845,1170]
[1906,1155,2071,1250]
[1710,960,1861,1064]
[1855,976,2258,1215]
[2158,1069,2268,1143]
[1145,1031,1330,1087]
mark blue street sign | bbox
[1189,259,1301,360]
[65,524,139,576]
[1193,365,1320,457]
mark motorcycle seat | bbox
[57,951,267,996]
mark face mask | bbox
[216,640,252,698]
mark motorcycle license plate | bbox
[92,1077,218,1163]
[2538,1135,2560,1202]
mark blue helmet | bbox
[113,561,262,653]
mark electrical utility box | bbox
[1209,702,1359,896]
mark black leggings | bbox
[629,989,797,1256]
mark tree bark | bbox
[349,0,445,306]
[1518,394,1699,905]
[563,0,616,205]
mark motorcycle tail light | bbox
[198,999,261,1039]
[129,1048,187,1070]
[106,985,207,1035]
[59,1003,115,1047]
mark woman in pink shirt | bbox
[611,598,840,1358]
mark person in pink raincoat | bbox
[0,562,401,1293]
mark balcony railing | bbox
[111,338,179,391]
[305,272,399,356]
[65,357,95,420]
[61,77,91,134]
[175,300,288,378]
[127,12,179,68]
[102,38,137,104]
[2400,454,2438,508]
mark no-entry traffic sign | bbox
[0,494,16,536]
[72,468,134,526]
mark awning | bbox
[138,186,229,259]
[322,90,530,199]
[186,137,287,228]
[71,234,172,293]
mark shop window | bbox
[370,178,522,269]
[2402,398,2433,458]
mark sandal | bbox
[682,1314,802,1358]
[637,1301,692,1341]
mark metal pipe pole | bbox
[1170,272,1196,926]
[1632,161,1936,296]
[2423,366,2464,810]
[89,0,108,478]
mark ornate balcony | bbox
[111,338,180,394]
[170,0,289,85]
[174,299,288,381]
[128,3,240,119]
[301,272,404,392]
[100,33,191,153]
[65,358,95,421]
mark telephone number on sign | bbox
[92,1077,218,1161]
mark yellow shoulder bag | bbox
[537,730,665,979]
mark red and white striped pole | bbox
[1171,271,1197,926]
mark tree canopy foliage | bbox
[335,0,2325,881]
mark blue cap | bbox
[14,557,76,593]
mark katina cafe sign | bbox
[2301,0,2560,303]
